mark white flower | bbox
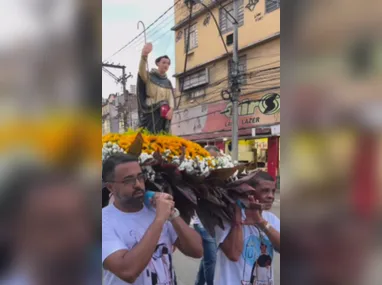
[172,157,180,165]
[139,152,153,163]
[102,142,125,161]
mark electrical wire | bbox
[103,0,182,61]
[194,0,229,54]
[173,63,280,100]
[171,88,280,125]
[176,1,194,109]
[123,4,192,52]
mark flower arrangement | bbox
[102,130,235,174]
[102,131,260,236]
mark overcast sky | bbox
[102,0,177,98]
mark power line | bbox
[171,87,280,125]
[112,2,193,54]
[103,0,182,61]
[125,16,175,51]
[243,76,280,85]
[176,1,195,109]
[174,63,279,97]
[194,0,229,54]
[216,0,239,24]
[174,75,279,108]
[246,54,280,61]
[124,4,191,52]
[173,65,279,111]
[175,0,233,108]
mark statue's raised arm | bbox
[136,43,175,134]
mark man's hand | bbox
[155,193,174,223]
[242,195,265,226]
[166,108,173,120]
[142,42,153,56]
[150,192,173,208]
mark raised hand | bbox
[142,42,153,56]
[242,195,265,226]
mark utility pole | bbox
[121,66,132,129]
[230,0,240,162]
[102,62,133,130]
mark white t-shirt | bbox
[214,211,280,285]
[102,204,178,285]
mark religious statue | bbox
[136,42,175,133]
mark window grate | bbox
[266,0,280,13]
[184,23,198,52]
[219,0,244,34]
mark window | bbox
[184,23,198,52]
[219,0,244,34]
[182,68,209,91]
[266,0,280,13]
[188,88,205,100]
[228,55,247,85]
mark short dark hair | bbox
[247,170,274,188]
[102,153,138,183]
[102,154,138,208]
[155,55,171,65]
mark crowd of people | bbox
[102,43,280,284]
[102,146,280,285]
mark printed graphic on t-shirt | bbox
[241,233,274,285]
[129,230,177,285]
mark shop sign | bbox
[221,93,280,117]
[221,93,280,128]
[171,92,280,137]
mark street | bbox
[173,193,280,285]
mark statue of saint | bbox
[136,42,175,133]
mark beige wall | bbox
[174,0,280,73]
[177,37,280,110]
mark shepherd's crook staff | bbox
[137,20,156,133]
[137,20,149,72]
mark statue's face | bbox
[157,58,170,74]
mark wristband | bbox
[169,208,180,221]
[259,221,271,231]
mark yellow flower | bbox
[102,130,214,163]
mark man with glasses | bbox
[102,154,202,285]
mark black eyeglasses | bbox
[108,173,146,186]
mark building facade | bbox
[171,0,280,178]
[102,93,139,135]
